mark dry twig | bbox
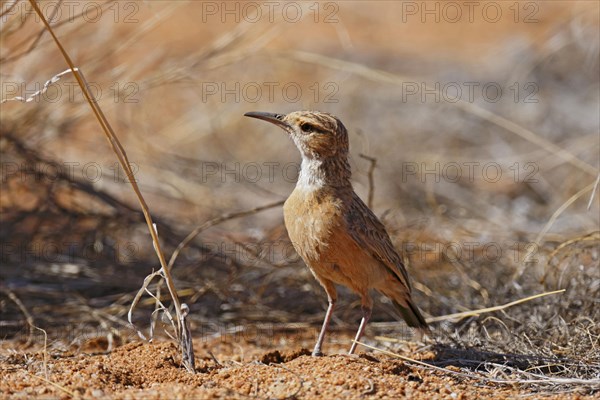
[27,0,193,371]
[358,153,377,209]
[425,289,565,323]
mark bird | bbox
[244,110,428,356]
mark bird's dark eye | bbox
[299,122,314,132]
[299,122,325,134]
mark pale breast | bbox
[283,187,344,263]
[283,187,394,293]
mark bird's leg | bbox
[313,296,336,356]
[312,281,337,357]
[349,304,372,355]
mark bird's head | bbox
[244,111,349,160]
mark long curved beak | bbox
[244,111,290,130]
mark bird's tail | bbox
[392,298,430,334]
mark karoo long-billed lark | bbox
[244,110,428,356]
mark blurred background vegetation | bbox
[0,0,598,377]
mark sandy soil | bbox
[0,331,594,400]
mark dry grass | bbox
[1,0,598,396]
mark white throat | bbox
[296,156,326,191]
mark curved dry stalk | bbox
[542,231,600,284]
[3,289,50,378]
[3,289,36,346]
[533,181,597,247]
[1,68,76,103]
[27,0,193,372]
[128,270,167,340]
[27,373,76,398]
[425,289,565,323]
[546,231,600,262]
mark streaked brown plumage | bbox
[244,110,428,356]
